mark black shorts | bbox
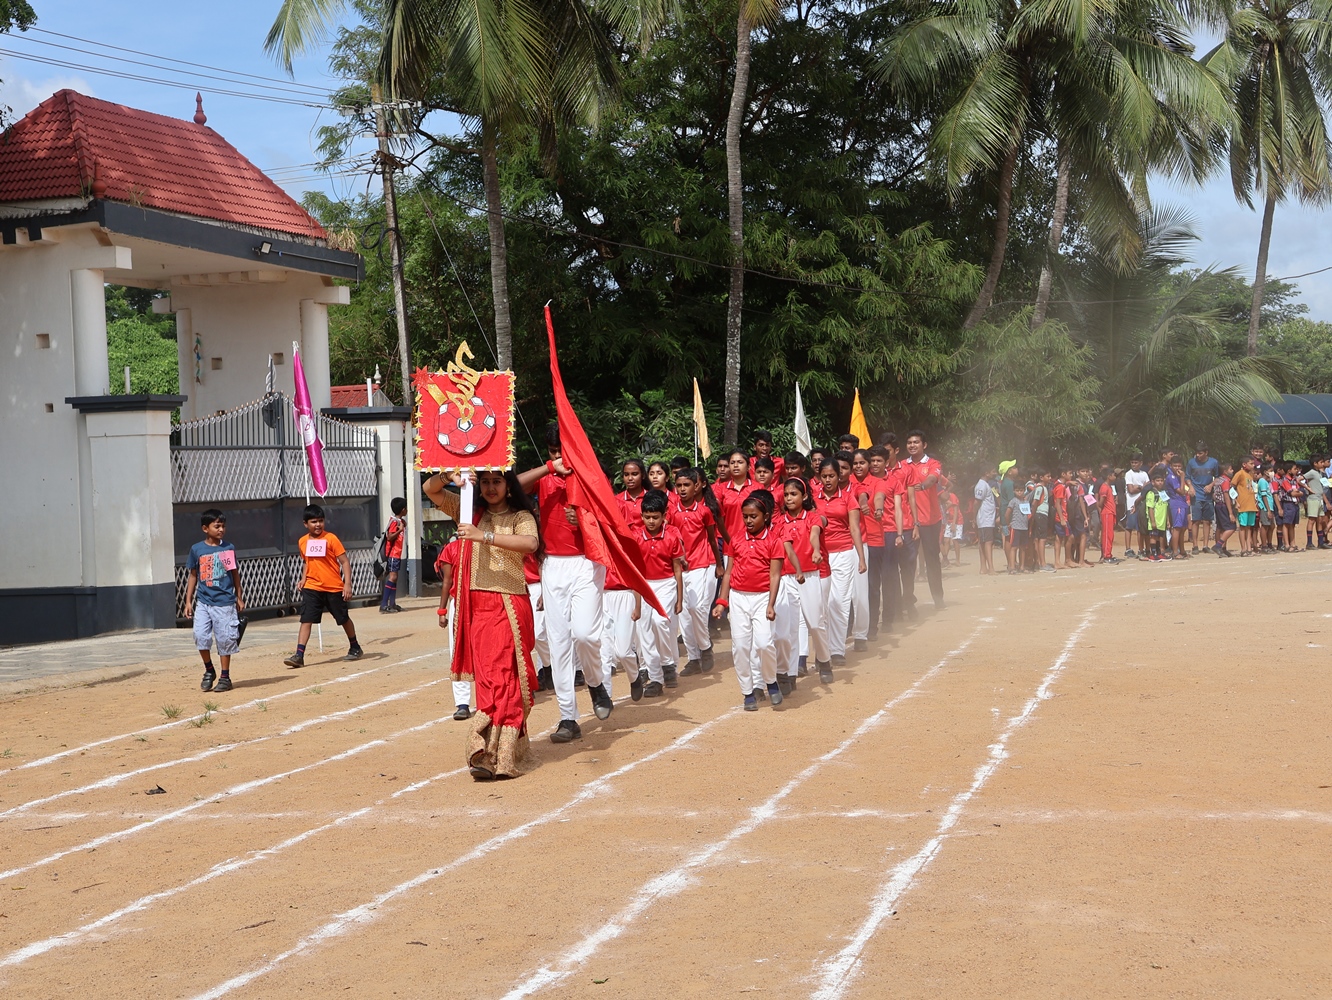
[1030,513,1049,538]
[300,588,350,625]
[978,525,997,543]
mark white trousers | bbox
[730,588,778,695]
[826,549,857,657]
[850,549,869,640]
[634,578,678,684]
[528,581,550,669]
[776,576,803,676]
[443,613,472,707]
[795,573,831,665]
[542,553,605,720]
[601,589,640,698]
[678,566,715,660]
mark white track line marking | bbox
[0,767,465,969]
[185,710,741,1000]
[8,653,439,773]
[0,713,452,883]
[0,677,448,821]
[497,620,995,1000]
[808,603,1102,1000]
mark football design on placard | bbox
[437,395,497,456]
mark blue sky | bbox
[3,2,1330,320]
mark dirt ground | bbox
[1,552,1330,999]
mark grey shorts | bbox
[193,602,240,656]
[1191,496,1215,521]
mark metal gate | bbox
[170,393,381,619]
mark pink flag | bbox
[291,342,328,497]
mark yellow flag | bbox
[693,378,711,459]
[849,388,871,448]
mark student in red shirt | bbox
[631,490,686,700]
[617,459,648,533]
[904,429,947,609]
[673,467,726,675]
[716,448,758,555]
[851,448,887,646]
[749,430,786,483]
[815,456,866,668]
[713,493,795,711]
[1097,463,1120,564]
[780,476,831,685]
[752,456,781,504]
[516,424,611,742]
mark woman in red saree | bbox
[425,470,541,780]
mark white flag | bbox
[794,381,812,455]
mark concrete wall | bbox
[0,229,128,591]
[168,278,349,422]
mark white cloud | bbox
[0,57,95,117]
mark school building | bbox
[0,90,407,645]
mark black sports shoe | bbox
[453,704,472,721]
[642,681,664,698]
[200,668,216,692]
[537,666,554,691]
[776,674,792,696]
[767,681,783,707]
[853,639,868,652]
[680,659,703,676]
[754,685,766,701]
[663,663,679,688]
[744,693,758,711]
[284,651,305,668]
[798,656,809,678]
[213,675,233,693]
[574,670,586,688]
[818,661,833,684]
[345,645,363,661]
[830,654,847,667]
[590,683,613,720]
[550,719,582,743]
[630,669,647,702]
[699,647,715,673]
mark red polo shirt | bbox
[717,478,757,554]
[851,475,886,547]
[906,455,944,526]
[729,527,783,594]
[538,474,583,557]
[671,499,717,569]
[639,525,685,581]
[815,487,854,553]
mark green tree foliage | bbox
[104,285,178,396]
[294,0,1329,473]
[1262,317,1332,392]
[0,0,36,128]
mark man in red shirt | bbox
[904,429,947,609]
[517,425,612,742]
[749,430,786,483]
[878,433,914,624]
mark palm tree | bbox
[1073,206,1290,451]
[878,0,1231,329]
[267,0,651,370]
[722,0,780,443]
[1203,0,1332,356]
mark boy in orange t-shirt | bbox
[284,503,362,667]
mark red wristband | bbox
[713,598,729,609]
[546,460,557,475]
[437,607,449,616]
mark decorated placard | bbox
[413,343,516,472]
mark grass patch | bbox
[256,701,267,712]
[203,701,219,713]
[188,710,214,729]
[161,705,181,720]
[0,747,13,759]
[134,735,148,743]
[308,686,323,695]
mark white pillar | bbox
[71,268,109,396]
[300,298,332,411]
[175,308,194,421]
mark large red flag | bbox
[545,305,666,617]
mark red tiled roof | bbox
[330,385,392,408]
[0,90,326,240]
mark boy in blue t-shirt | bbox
[184,508,245,693]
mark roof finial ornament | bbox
[193,92,207,126]
[90,157,107,199]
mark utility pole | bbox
[372,89,423,597]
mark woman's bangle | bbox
[483,530,495,545]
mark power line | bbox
[27,26,335,94]
[9,33,331,99]
[0,47,333,108]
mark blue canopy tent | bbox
[1251,394,1332,454]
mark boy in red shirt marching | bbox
[632,490,687,700]
[673,468,727,675]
